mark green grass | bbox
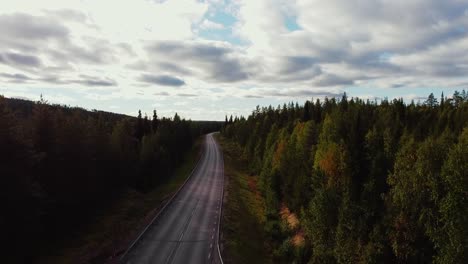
[36,138,203,264]
[215,134,272,264]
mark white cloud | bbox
[0,0,467,120]
[200,19,225,30]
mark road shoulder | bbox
[215,134,272,264]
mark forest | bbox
[0,96,220,262]
[222,91,467,263]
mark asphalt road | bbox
[122,133,224,264]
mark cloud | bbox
[313,74,354,87]
[140,74,186,86]
[1,0,468,120]
[210,88,224,93]
[0,72,117,87]
[47,37,118,65]
[177,93,198,97]
[260,88,342,98]
[0,52,41,67]
[44,9,87,22]
[0,72,33,83]
[200,19,225,30]
[389,36,468,77]
[154,91,170,96]
[0,11,119,73]
[72,75,117,87]
[293,0,468,54]
[243,94,263,99]
[280,56,316,74]
[269,56,323,82]
[0,12,68,42]
[157,62,192,75]
[146,40,250,83]
[235,0,468,83]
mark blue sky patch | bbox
[284,16,301,31]
[197,8,244,45]
[208,10,237,27]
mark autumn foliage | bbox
[223,91,467,263]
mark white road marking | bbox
[123,134,226,263]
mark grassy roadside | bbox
[36,137,203,264]
[215,134,272,264]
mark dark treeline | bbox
[222,91,467,263]
[0,96,220,262]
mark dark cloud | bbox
[190,44,230,58]
[347,52,403,75]
[154,42,230,57]
[176,93,198,97]
[0,72,31,80]
[212,59,248,82]
[277,66,322,83]
[0,12,117,73]
[244,94,263,98]
[0,13,69,41]
[314,74,354,87]
[391,83,406,88]
[258,56,322,83]
[35,75,117,87]
[158,62,192,75]
[72,75,117,87]
[0,72,118,87]
[0,72,33,83]
[273,1,468,83]
[428,64,468,77]
[74,79,117,87]
[140,74,185,86]
[40,76,64,84]
[280,56,316,74]
[0,52,41,67]
[146,41,249,83]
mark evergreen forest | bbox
[0,96,220,262]
[222,91,468,263]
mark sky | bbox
[0,0,467,120]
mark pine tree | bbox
[136,110,143,140]
[152,110,158,132]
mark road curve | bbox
[121,133,224,264]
